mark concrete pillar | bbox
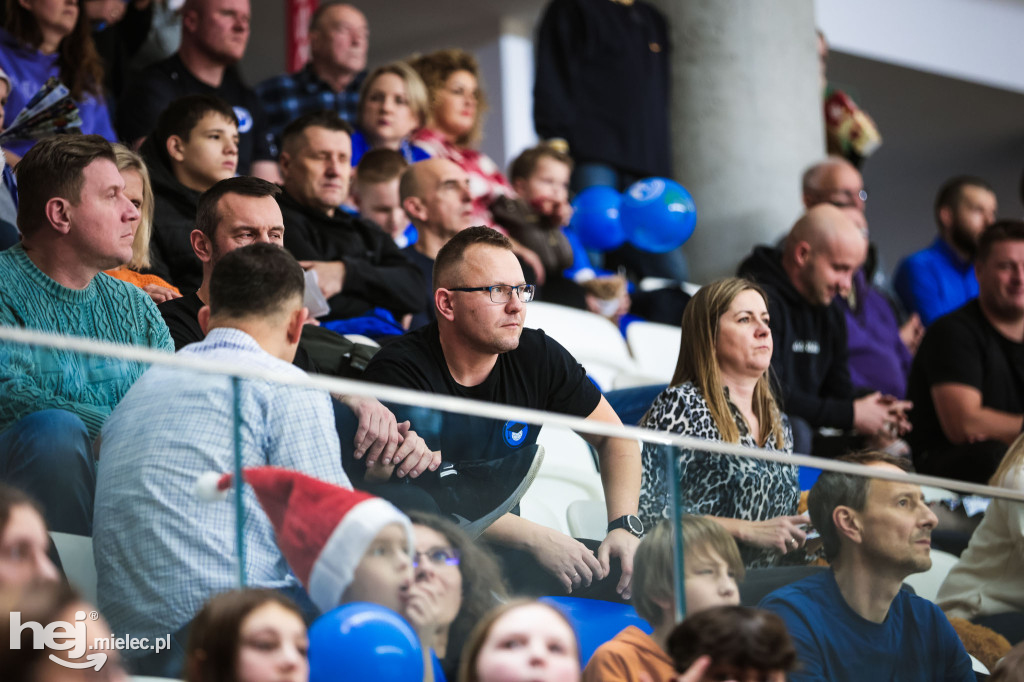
[650,0,824,282]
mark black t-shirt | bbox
[361,322,602,462]
[116,54,275,174]
[907,299,1024,455]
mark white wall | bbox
[816,0,1024,94]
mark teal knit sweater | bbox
[0,244,174,438]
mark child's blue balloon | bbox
[621,178,697,253]
[309,603,424,682]
[569,186,626,251]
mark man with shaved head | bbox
[398,158,475,328]
[739,205,911,454]
[803,157,921,406]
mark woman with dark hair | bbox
[0,482,59,588]
[640,277,804,569]
[409,511,508,679]
[0,0,116,161]
[185,588,308,682]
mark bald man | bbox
[739,205,911,454]
[803,157,922,400]
[398,158,475,329]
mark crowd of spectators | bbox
[0,0,1023,680]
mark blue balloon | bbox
[621,177,697,253]
[309,603,424,682]
[569,186,626,251]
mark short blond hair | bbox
[632,516,745,626]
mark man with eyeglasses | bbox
[363,226,643,602]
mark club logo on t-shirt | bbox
[233,106,253,134]
[502,420,529,448]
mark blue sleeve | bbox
[759,594,828,682]
[893,257,944,326]
[935,609,975,682]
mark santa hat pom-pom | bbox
[196,471,233,502]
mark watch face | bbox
[626,515,643,535]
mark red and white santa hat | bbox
[198,466,413,614]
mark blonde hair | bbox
[456,599,577,682]
[632,517,745,626]
[409,48,488,147]
[671,277,785,447]
[357,61,430,135]
[111,143,155,271]
[989,432,1024,489]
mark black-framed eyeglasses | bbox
[449,284,536,303]
[413,547,461,569]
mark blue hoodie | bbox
[0,27,116,158]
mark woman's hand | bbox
[404,581,444,649]
[736,514,810,554]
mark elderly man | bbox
[894,176,998,326]
[117,0,277,180]
[256,2,368,148]
[738,204,910,454]
[907,220,1024,484]
[362,226,642,600]
[0,136,173,535]
[277,110,423,327]
[760,452,973,681]
[398,158,475,328]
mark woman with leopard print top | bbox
[639,278,806,569]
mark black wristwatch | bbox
[607,514,644,538]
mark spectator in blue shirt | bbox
[894,176,997,326]
[255,2,368,153]
[760,452,974,682]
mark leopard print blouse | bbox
[639,382,798,569]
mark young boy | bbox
[237,466,444,682]
[505,143,633,317]
[352,148,415,247]
[143,94,239,290]
[582,516,744,682]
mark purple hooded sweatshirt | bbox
[0,27,116,158]
[839,270,912,398]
